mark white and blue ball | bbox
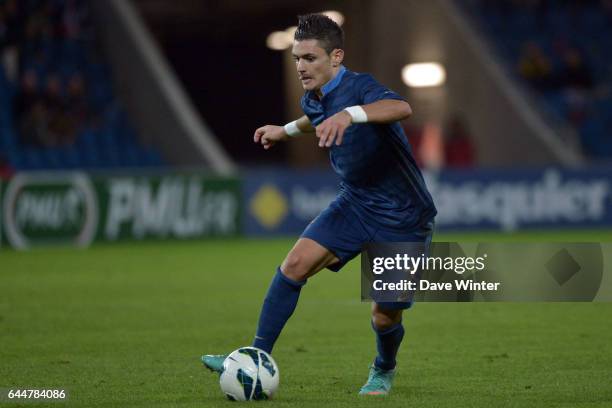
[219,347,279,401]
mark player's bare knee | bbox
[371,313,393,331]
[371,309,402,331]
[280,252,311,281]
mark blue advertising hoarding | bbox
[243,166,612,235]
[427,166,612,231]
[243,168,339,236]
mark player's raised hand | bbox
[316,110,352,148]
[253,125,289,150]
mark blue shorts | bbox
[301,196,434,310]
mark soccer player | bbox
[202,13,436,396]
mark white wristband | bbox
[283,120,302,137]
[344,106,368,123]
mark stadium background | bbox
[1,0,611,407]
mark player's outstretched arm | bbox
[360,99,412,124]
[316,100,412,147]
[294,115,315,133]
[254,116,314,150]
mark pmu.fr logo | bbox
[2,172,98,249]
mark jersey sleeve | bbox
[300,95,326,126]
[356,74,405,105]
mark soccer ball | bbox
[219,347,279,401]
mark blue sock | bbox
[252,267,306,354]
[373,321,405,371]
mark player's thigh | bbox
[300,196,372,272]
[371,220,435,316]
[281,237,340,281]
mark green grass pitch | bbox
[1,231,612,407]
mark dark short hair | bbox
[294,14,344,54]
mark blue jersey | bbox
[301,66,437,230]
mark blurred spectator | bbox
[556,47,593,90]
[0,154,14,179]
[564,89,589,126]
[61,0,85,40]
[0,0,21,82]
[517,42,554,91]
[443,116,476,168]
[66,72,89,128]
[420,123,444,171]
[15,69,50,146]
[45,73,78,146]
[403,122,425,168]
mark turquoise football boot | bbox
[358,365,395,396]
[201,354,228,374]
